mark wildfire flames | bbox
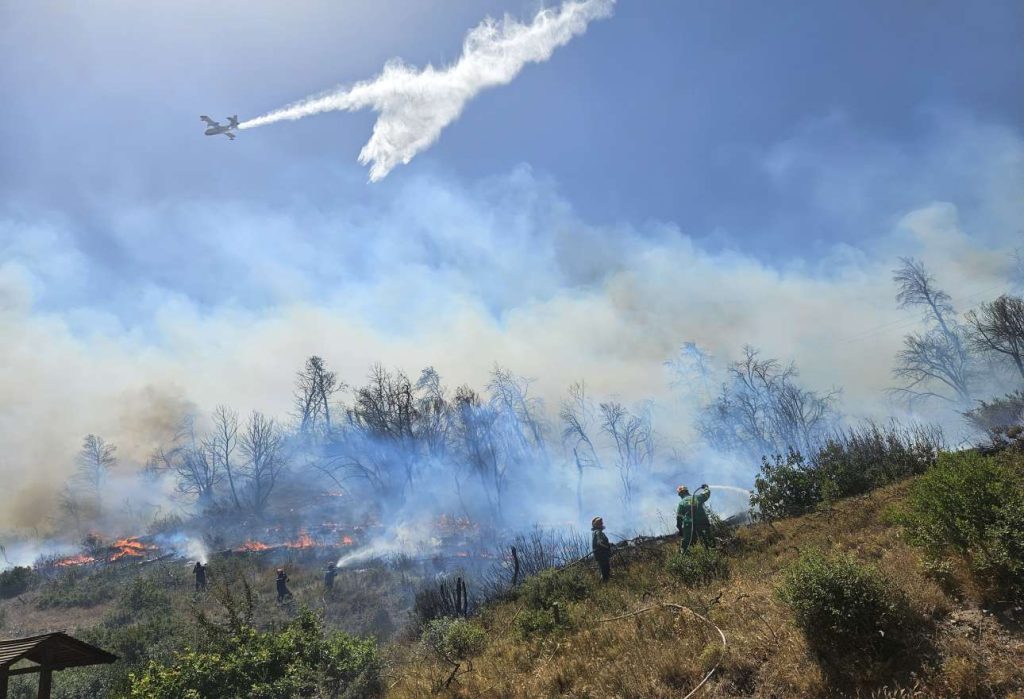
[341,535,354,546]
[284,532,315,549]
[55,553,97,568]
[237,540,273,553]
[109,537,157,561]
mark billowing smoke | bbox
[238,0,615,181]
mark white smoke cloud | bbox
[0,116,1020,531]
[238,0,615,181]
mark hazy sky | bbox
[1,0,1022,515]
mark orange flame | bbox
[108,537,157,562]
[237,540,272,553]
[284,532,315,549]
[55,553,96,567]
[341,535,354,546]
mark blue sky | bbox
[0,0,1022,508]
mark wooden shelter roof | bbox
[0,633,117,671]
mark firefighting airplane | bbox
[200,115,239,140]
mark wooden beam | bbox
[37,668,52,699]
[1,667,9,699]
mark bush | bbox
[514,607,571,639]
[129,609,381,698]
[422,617,486,666]
[777,550,912,656]
[752,450,821,520]
[517,568,588,610]
[751,422,942,520]
[666,547,730,587]
[964,390,1024,433]
[35,568,119,609]
[900,450,1024,601]
[0,566,36,599]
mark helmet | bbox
[677,485,690,495]
[591,516,604,529]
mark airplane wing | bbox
[200,115,218,127]
[225,132,236,140]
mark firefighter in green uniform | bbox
[591,516,612,582]
[676,484,712,553]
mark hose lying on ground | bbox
[598,602,727,699]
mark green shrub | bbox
[777,550,912,656]
[752,422,942,520]
[752,450,821,520]
[666,547,730,587]
[106,576,173,627]
[900,450,1024,601]
[128,609,380,698]
[422,618,486,665]
[514,607,570,639]
[35,568,118,609]
[517,568,588,610]
[0,566,36,599]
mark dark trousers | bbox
[595,555,610,582]
[680,524,713,553]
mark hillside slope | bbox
[391,479,1024,698]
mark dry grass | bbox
[389,480,1024,698]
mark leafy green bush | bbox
[900,450,1024,601]
[422,618,486,665]
[0,566,36,599]
[777,550,912,655]
[128,609,380,699]
[752,450,821,520]
[752,422,942,521]
[666,547,730,587]
[105,576,173,627]
[35,568,119,609]
[517,568,588,610]
[514,607,571,639]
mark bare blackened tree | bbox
[967,294,1024,381]
[452,385,505,517]
[295,356,342,434]
[415,367,453,463]
[665,342,715,402]
[75,434,116,500]
[150,417,222,506]
[559,381,602,520]
[349,364,419,490]
[177,418,222,506]
[239,411,286,515]
[700,346,839,461]
[488,366,548,467]
[891,257,974,405]
[599,400,654,513]
[212,405,243,511]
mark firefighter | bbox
[324,562,337,591]
[275,568,292,602]
[677,484,713,553]
[591,516,612,583]
[193,561,207,592]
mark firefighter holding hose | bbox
[677,484,712,553]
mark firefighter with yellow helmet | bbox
[591,516,612,582]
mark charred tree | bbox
[967,294,1024,381]
[891,258,975,405]
[239,411,286,516]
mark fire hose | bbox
[599,602,727,699]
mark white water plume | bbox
[239,0,615,181]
